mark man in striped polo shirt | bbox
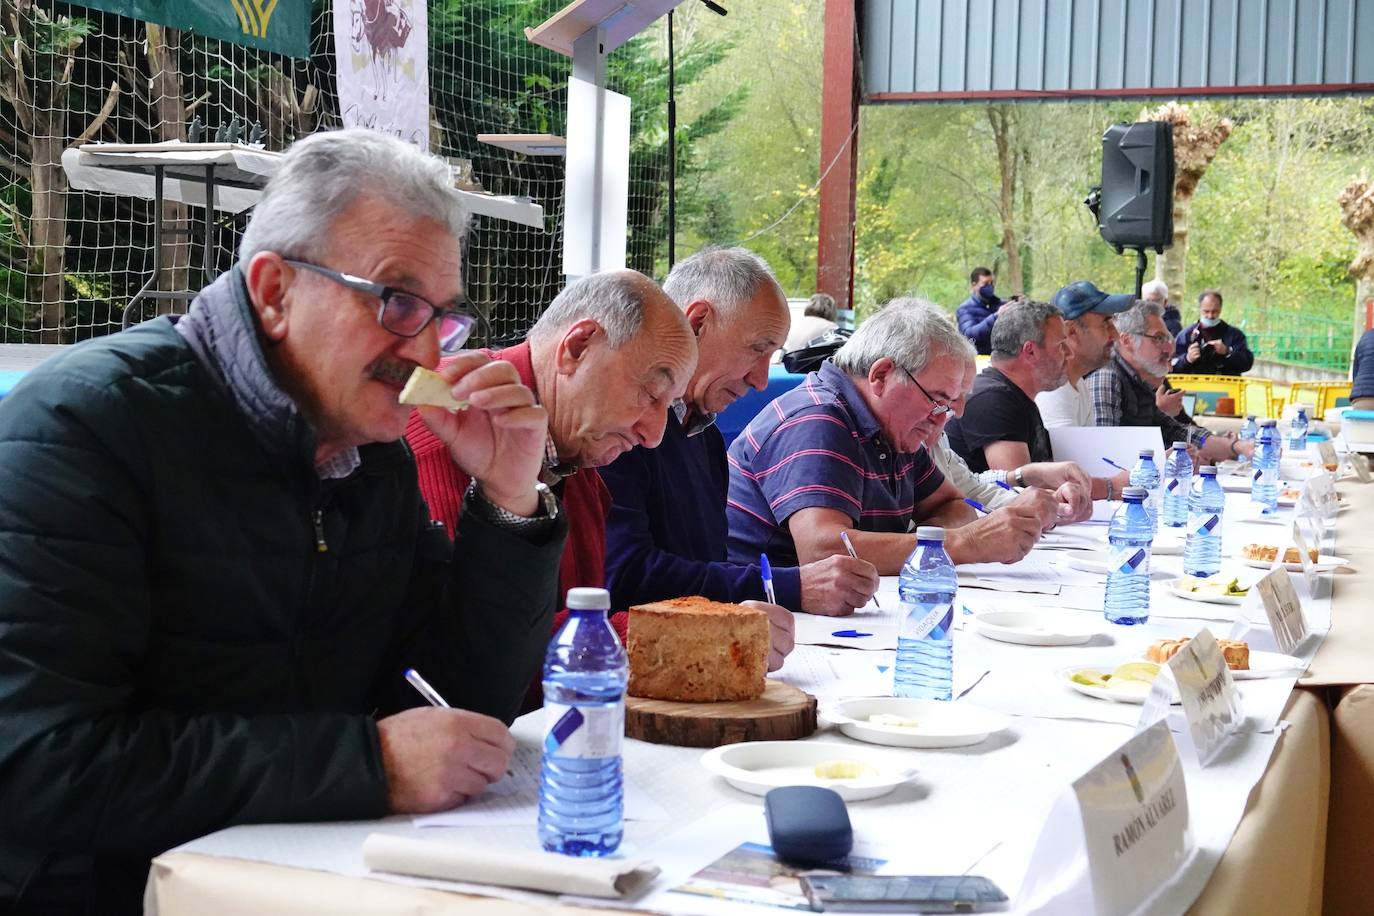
[725,299,1044,576]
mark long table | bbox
[145,482,1359,915]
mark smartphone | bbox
[799,874,1009,913]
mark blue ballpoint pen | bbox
[759,553,778,605]
[404,667,450,708]
[1102,456,1129,473]
[993,479,1016,492]
[838,530,882,610]
[963,497,991,515]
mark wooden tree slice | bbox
[625,681,817,747]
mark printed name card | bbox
[1350,452,1372,483]
[1288,521,1319,590]
[1301,472,1338,519]
[1317,440,1339,472]
[1166,628,1243,765]
[1072,721,1192,916]
[1254,568,1310,654]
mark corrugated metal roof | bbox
[861,0,1374,101]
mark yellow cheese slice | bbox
[398,367,469,412]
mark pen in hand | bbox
[993,479,1016,493]
[839,530,881,610]
[404,667,450,708]
[759,553,778,605]
[963,497,991,516]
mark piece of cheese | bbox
[398,367,469,411]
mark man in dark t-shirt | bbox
[946,301,1101,504]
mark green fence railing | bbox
[1226,307,1351,374]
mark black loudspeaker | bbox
[1098,121,1175,252]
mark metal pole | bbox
[667,10,676,268]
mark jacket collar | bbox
[175,267,396,478]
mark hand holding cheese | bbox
[399,366,471,411]
[409,353,547,517]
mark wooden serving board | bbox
[626,681,817,748]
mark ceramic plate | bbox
[699,741,914,801]
[1151,530,1186,556]
[1059,554,1108,575]
[826,697,1011,749]
[973,609,1099,646]
[1165,578,1248,606]
[1236,553,1349,572]
[1059,665,1171,705]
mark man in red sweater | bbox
[408,270,693,643]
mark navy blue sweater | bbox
[600,412,803,611]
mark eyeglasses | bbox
[284,259,476,355]
[900,366,953,419]
[1132,331,1173,347]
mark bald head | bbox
[530,270,697,467]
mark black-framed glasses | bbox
[284,259,476,355]
[1133,331,1172,347]
[899,366,953,419]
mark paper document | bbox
[414,745,668,827]
[1047,426,1165,477]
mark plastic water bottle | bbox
[1251,420,1281,515]
[538,587,627,856]
[894,526,956,701]
[1105,486,1154,626]
[1240,415,1259,445]
[1183,467,1225,578]
[1288,408,1309,453]
[1161,441,1191,528]
[1129,449,1162,529]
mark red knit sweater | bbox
[404,342,627,642]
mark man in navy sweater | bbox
[600,247,879,617]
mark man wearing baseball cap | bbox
[1037,280,1135,428]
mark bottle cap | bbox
[1246,415,1256,420]
[915,526,946,541]
[1171,441,1188,450]
[1138,448,1155,458]
[566,587,611,610]
[1200,466,1218,476]
[1122,486,1148,500]
[1262,419,1278,427]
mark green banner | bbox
[65,0,310,58]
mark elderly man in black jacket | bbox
[0,129,566,913]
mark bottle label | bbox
[1111,546,1150,576]
[1165,478,1181,493]
[543,702,624,759]
[903,602,953,641]
[1189,512,1220,537]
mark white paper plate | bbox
[699,741,914,801]
[1151,530,1186,556]
[1059,665,1169,705]
[826,697,1010,748]
[973,609,1099,646]
[1233,650,1308,680]
[1137,647,1305,680]
[1236,553,1349,572]
[1218,475,1253,493]
[1058,554,1107,575]
[1165,578,1248,606]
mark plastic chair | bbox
[1285,381,1353,417]
[1166,373,1273,418]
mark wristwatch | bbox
[1011,467,1027,488]
[465,478,560,531]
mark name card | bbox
[1072,721,1192,916]
[1351,452,1372,484]
[1166,628,1243,765]
[1288,521,1319,590]
[1300,473,1339,520]
[1254,568,1310,654]
[1317,440,1339,471]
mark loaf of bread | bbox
[1147,637,1250,670]
[627,596,768,702]
[1241,543,1318,564]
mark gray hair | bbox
[1141,279,1168,301]
[833,297,973,376]
[805,293,837,321]
[662,246,780,318]
[239,129,468,263]
[991,300,1059,359]
[1114,299,1165,336]
[527,271,653,349]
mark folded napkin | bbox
[362,834,661,898]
